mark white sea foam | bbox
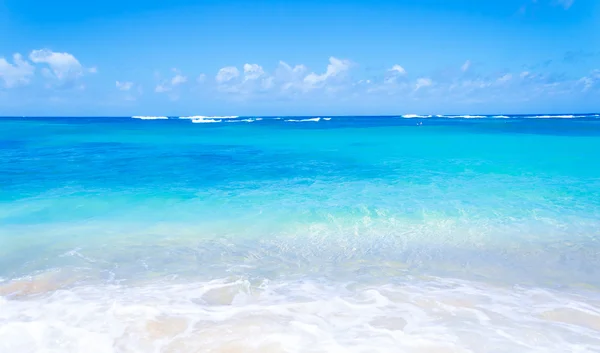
[1,276,599,352]
[191,118,221,123]
[447,115,487,119]
[492,115,511,119]
[131,116,169,120]
[524,115,576,119]
[402,114,432,118]
[285,117,321,122]
[323,118,332,121]
[227,118,263,123]
[179,115,239,120]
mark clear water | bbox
[1,115,600,352]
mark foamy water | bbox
[1,115,600,352]
[2,274,600,353]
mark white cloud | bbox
[461,60,471,72]
[262,76,275,90]
[497,73,512,83]
[578,77,593,91]
[277,61,307,77]
[276,61,307,90]
[243,64,265,81]
[171,74,187,86]
[384,64,408,85]
[121,84,143,101]
[0,53,35,88]
[578,70,600,92]
[29,49,85,82]
[304,57,351,88]
[197,73,206,83]
[155,69,188,94]
[116,81,133,91]
[389,64,406,75]
[155,84,171,93]
[213,58,354,97]
[415,78,433,90]
[216,66,240,83]
[216,65,273,95]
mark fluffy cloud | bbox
[304,57,351,88]
[415,78,433,90]
[0,53,35,88]
[171,74,187,86]
[216,64,272,94]
[383,64,408,85]
[276,61,307,90]
[155,84,170,93]
[29,49,92,84]
[155,69,188,93]
[497,73,512,83]
[578,70,600,92]
[214,58,353,96]
[243,64,265,81]
[390,65,406,75]
[116,81,134,91]
[216,66,240,83]
[143,54,592,107]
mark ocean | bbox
[1,115,600,352]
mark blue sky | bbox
[0,0,599,116]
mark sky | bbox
[0,0,599,116]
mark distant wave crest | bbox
[285,118,321,122]
[402,114,432,118]
[131,116,169,120]
[447,115,487,119]
[179,116,239,120]
[524,115,576,119]
[227,118,263,123]
[191,118,221,123]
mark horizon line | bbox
[1,113,600,118]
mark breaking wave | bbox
[402,114,432,118]
[285,118,321,122]
[131,116,169,120]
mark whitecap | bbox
[402,114,431,118]
[227,119,255,123]
[285,118,321,122]
[131,116,169,120]
[524,115,576,119]
[179,115,239,120]
[191,118,221,123]
[447,115,487,119]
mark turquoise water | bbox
[1,115,600,352]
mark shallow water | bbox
[1,115,600,352]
